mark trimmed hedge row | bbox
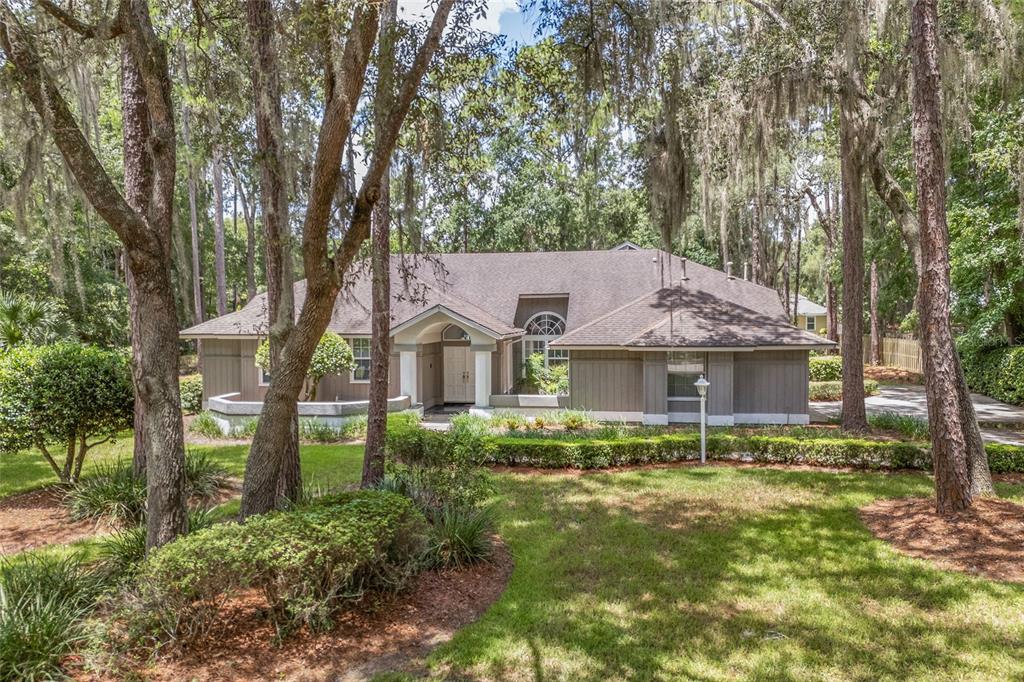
[809,379,879,401]
[809,356,842,382]
[478,432,1024,473]
[959,343,1024,406]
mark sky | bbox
[397,1,545,46]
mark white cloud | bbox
[397,1,519,36]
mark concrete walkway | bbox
[810,384,1024,445]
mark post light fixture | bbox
[694,374,710,464]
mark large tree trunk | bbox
[910,0,977,513]
[212,148,228,316]
[838,7,868,432]
[243,0,300,512]
[240,0,455,519]
[363,0,399,489]
[2,0,189,549]
[870,260,881,365]
[180,52,204,326]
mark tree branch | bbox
[36,0,123,39]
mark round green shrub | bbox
[179,374,203,414]
[809,356,842,382]
[255,332,355,400]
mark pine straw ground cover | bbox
[427,466,1024,681]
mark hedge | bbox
[809,379,879,401]
[114,490,428,644]
[809,356,842,382]
[959,343,1024,406]
[476,432,1024,473]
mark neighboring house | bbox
[796,295,827,335]
[180,249,832,427]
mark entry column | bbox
[399,349,417,405]
[474,349,492,407]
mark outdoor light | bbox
[694,374,710,464]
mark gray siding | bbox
[318,352,400,401]
[642,352,668,415]
[568,349,643,412]
[732,350,809,414]
[513,296,569,328]
[707,352,734,416]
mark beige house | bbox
[180,249,832,427]
[796,294,827,336]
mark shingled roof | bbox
[180,249,832,349]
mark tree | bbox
[239,0,458,518]
[0,290,66,347]
[909,0,977,513]
[1,0,189,549]
[254,332,354,402]
[0,343,133,484]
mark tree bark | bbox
[240,0,456,518]
[212,148,228,317]
[180,48,204,326]
[838,5,868,432]
[910,0,977,513]
[1,0,188,549]
[870,260,881,365]
[363,0,399,489]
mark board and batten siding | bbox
[513,296,569,328]
[568,349,643,412]
[732,349,809,415]
[642,352,668,416]
[707,352,734,416]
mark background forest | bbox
[1,0,1022,355]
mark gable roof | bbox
[180,249,831,349]
[796,294,827,316]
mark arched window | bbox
[442,324,470,341]
[522,312,568,368]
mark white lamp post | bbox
[694,374,710,464]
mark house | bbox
[795,295,827,335]
[180,249,832,428]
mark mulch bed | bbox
[860,496,1024,583]
[0,487,105,556]
[863,365,923,384]
[95,541,513,682]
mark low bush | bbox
[179,375,203,415]
[96,509,219,583]
[959,341,1024,406]
[183,450,231,500]
[476,430,1024,472]
[0,553,106,682]
[189,411,225,439]
[492,410,531,431]
[809,356,842,382]
[109,491,428,646]
[868,412,929,440]
[559,410,594,430]
[426,504,495,569]
[809,379,879,401]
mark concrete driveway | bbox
[810,384,1024,445]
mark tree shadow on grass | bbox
[433,470,1024,681]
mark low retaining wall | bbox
[207,393,417,434]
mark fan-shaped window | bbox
[524,313,565,337]
[442,324,470,341]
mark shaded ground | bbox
[0,487,104,555]
[860,497,1024,583]
[863,366,923,384]
[106,543,513,682]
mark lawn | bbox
[0,437,366,499]
[431,466,1024,681]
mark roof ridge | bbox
[555,286,665,344]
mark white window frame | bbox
[805,316,817,331]
[350,337,371,384]
[257,365,271,386]
[521,312,567,371]
[667,351,706,402]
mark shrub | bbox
[523,352,569,395]
[958,341,1024,406]
[183,450,231,500]
[255,332,355,401]
[299,418,343,443]
[492,410,530,431]
[427,504,495,569]
[559,410,593,430]
[179,374,203,414]
[0,343,133,484]
[111,491,428,644]
[809,356,842,382]
[232,418,259,438]
[189,411,225,438]
[96,509,219,583]
[809,380,879,401]
[869,412,929,440]
[0,553,105,682]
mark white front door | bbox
[443,346,476,403]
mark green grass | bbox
[0,436,365,500]
[431,467,1024,680]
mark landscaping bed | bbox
[0,488,102,556]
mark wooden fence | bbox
[862,335,923,373]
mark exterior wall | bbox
[707,352,734,416]
[513,296,569,328]
[418,341,444,409]
[642,352,668,418]
[732,349,809,418]
[317,351,400,401]
[201,338,259,404]
[568,349,643,413]
[797,314,824,333]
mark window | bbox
[805,316,817,332]
[667,352,705,399]
[350,337,371,382]
[258,365,271,386]
[522,312,567,370]
[442,324,470,341]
